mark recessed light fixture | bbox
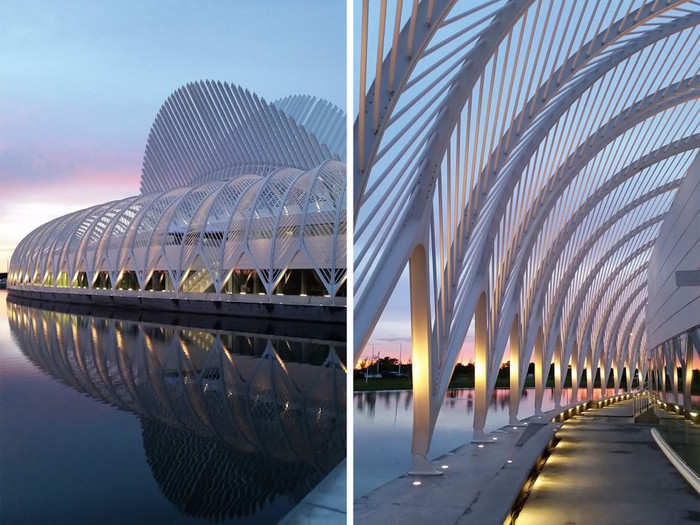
[441,465,449,469]
[507,459,513,464]
[412,481,422,486]
[477,444,485,448]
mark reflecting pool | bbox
[354,387,596,498]
[0,292,345,524]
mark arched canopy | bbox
[9,161,346,301]
[354,0,700,456]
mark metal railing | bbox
[632,392,651,418]
[650,428,700,495]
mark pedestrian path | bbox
[515,399,699,525]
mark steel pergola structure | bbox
[354,0,699,473]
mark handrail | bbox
[632,392,650,417]
[650,427,700,496]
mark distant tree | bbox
[375,356,399,373]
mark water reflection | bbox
[5,298,345,523]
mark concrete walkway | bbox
[281,460,346,524]
[516,399,699,525]
[354,406,567,525]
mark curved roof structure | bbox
[9,160,346,300]
[8,82,346,307]
[274,94,346,161]
[354,0,699,464]
[140,81,344,194]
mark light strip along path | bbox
[516,398,699,524]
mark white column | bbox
[408,243,440,475]
[553,336,562,408]
[473,291,489,441]
[534,327,544,415]
[586,348,594,401]
[661,355,667,401]
[509,315,521,424]
[684,333,693,410]
[670,341,679,405]
[571,341,579,403]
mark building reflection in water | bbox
[356,387,602,419]
[7,299,346,522]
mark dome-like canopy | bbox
[140,81,345,194]
[274,94,346,161]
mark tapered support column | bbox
[685,333,694,410]
[613,366,620,395]
[586,349,594,401]
[599,358,607,399]
[655,361,660,394]
[571,342,579,403]
[661,359,667,401]
[408,244,441,475]
[670,356,679,405]
[473,291,489,441]
[553,336,562,408]
[534,327,544,415]
[509,316,521,424]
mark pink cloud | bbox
[0,145,142,272]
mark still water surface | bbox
[0,292,345,524]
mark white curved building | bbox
[8,82,346,317]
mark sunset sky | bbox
[363,267,478,366]
[0,0,345,273]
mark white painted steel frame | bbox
[140,82,344,194]
[354,0,700,472]
[9,162,346,303]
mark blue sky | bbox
[0,0,346,271]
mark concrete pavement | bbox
[516,399,699,525]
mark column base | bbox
[408,454,443,476]
[471,428,491,443]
